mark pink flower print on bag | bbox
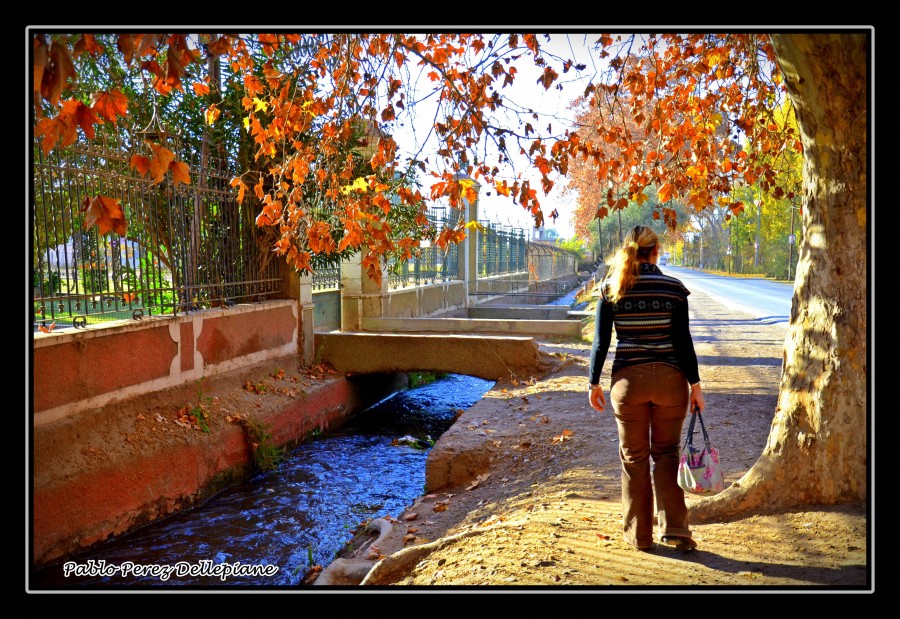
[677,410,725,495]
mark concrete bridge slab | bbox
[359,317,582,339]
[314,332,543,380]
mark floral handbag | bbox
[677,408,725,495]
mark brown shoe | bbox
[661,536,697,551]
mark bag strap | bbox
[686,407,713,448]
[693,407,713,447]
[684,408,698,447]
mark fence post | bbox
[458,173,480,299]
[277,258,315,366]
[340,252,388,331]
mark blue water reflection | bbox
[32,374,494,589]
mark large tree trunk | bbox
[692,33,869,521]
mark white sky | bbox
[390,32,603,238]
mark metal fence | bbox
[471,240,580,299]
[387,208,460,290]
[32,126,282,329]
[311,263,341,291]
[527,241,578,282]
[476,221,528,277]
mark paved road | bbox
[662,264,794,330]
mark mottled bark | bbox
[693,32,869,521]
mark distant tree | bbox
[555,236,586,258]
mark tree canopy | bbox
[32,32,803,281]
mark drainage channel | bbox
[32,373,495,589]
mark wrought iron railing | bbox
[32,125,282,330]
[387,207,460,290]
[476,222,528,277]
[311,263,341,291]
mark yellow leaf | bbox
[464,220,486,233]
[632,191,649,205]
[252,97,268,113]
[205,103,221,125]
[243,116,251,131]
[340,177,369,195]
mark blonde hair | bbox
[604,225,659,303]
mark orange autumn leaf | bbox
[33,36,47,96]
[41,41,75,107]
[116,34,136,64]
[34,116,75,156]
[537,66,559,90]
[231,177,248,203]
[130,154,151,176]
[169,160,190,185]
[122,292,137,303]
[551,429,574,444]
[657,182,674,203]
[91,90,128,124]
[38,321,56,333]
[81,195,127,236]
[192,81,211,96]
[207,35,232,57]
[73,34,102,56]
[258,33,279,55]
[59,99,100,140]
[146,143,176,183]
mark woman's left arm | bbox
[673,299,704,412]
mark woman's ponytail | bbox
[604,226,659,303]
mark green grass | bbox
[34,296,176,328]
[407,371,448,388]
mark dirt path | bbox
[322,287,870,590]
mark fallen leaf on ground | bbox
[551,429,574,443]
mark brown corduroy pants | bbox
[610,362,692,548]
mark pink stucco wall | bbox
[32,302,298,417]
[196,305,296,366]
[33,326,177,412]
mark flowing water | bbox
[32,373,494,589]
[547,284,586,308]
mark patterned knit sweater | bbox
[589,262,700,385]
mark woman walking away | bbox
[588,225,705,552]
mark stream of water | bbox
[33,373,494,589]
